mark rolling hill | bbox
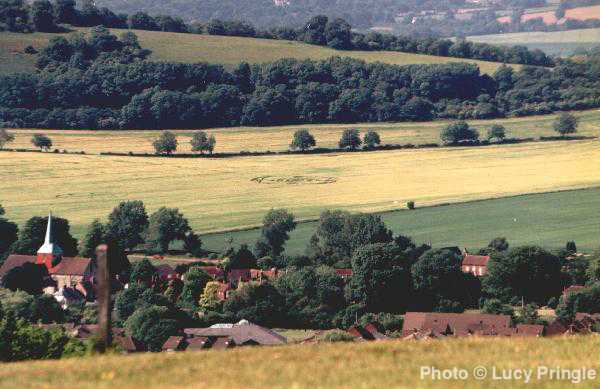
[468,27,600,56]
[0,28,520,76]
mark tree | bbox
[31,0,57,32]
[153,131,177,155]
[348,243,411,313]
[290,129,316,151]
[483,246,563,304]
[115,283,148,322]
[105,200,149,251]
[198,281,222,312]
[128,12,160,31]
[223,282,284,327]
[411,248,479,312]
[53,0,77,24]
[0,217,18,261]
[125,305,178,351]
[183,231,203,257]
[2,263,49,295]
[556,283,600,322]
[190,131,216,154]
[129,259,157,286]
[178,267,212,310]
[325,18,352,50]
[338,129,362,150]
[487,125,506,142]
[488,237,509,252]
[553,112,578,136]
[78,219,105,259]
[11,215,78,257]
[441,121,479,144]
[585,250,600,283]
[308,211,393,266]
[516,303,540,325]
[254,209,296,258]
[481,298,515,318]
[274,266,346,329]
[362,131,381,149]
[0,129,15,149]
[31,134,52,151]
[145,207,190,254]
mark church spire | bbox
[37,212,63,256]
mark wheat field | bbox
[0,28,518,76]
[3,336,600,389]
[3,139,600,236]
[8,109,600,155]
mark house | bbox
[563,285,585,297]
[347,323,388,341]
[228,269,252,285]
[186,336,211,351]
[0,213,95,302]
[402,312,512,337]
[215,282,232,301]
[335,269,353,280]
[155,264,179,281]
[461,253,491,276]
[114,335,145,353]
[515,324,545,337]
[162,336,187,352]
[250,268,279,283]
[198,266,225,281]
[184,319,287,346]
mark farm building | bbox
[461,253,491,276]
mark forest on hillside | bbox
[93,0,548,30]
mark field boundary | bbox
[1,135,594,159]
[198,185,600,239]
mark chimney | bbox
[36,212,63,269]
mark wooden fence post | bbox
[96,244,112,352]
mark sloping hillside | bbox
[0,29,519,75]
[3,336,600,389]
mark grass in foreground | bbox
[202,186,600,255]
[468,27,600,56]
[2,139,600,238]
[7,109,600,155]
[0,29,518,76]
[2,336,600,389]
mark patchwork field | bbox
[8,109,600,155]
[0,29,519,76]
[202,186,600,255]
[468,27,600,56]
[2,139,600,240]
[3,336,600,389]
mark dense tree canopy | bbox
[105,200,149,251]
[11,215,78,257]
[254,209,297,259]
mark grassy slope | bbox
[0,29,518,75]
[3,337,600,389]
[203,186,600,255]
[2,139,600,240]
[8,109,600,154]
[468,27,600,56]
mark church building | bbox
[0,213,95,304]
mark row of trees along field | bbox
[0,112,577,155]
[0,1,553,66]
[2,200,600,358]
[0,28,597,131]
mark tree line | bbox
[2,199,600,357]
[0,1,553,67]
[1,29,597,131]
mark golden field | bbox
[3,139,600,236]
[8,109,600,155]
[3,336,600,389]
[0,28,518,75]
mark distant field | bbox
[203,186,600,255]
[8,109,600,154]
[0,29,519,75]
[469,28,600,56]
[4,337,600,389]
[2,139,600,239]
[497,5,600,25]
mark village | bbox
[1,213,598,355]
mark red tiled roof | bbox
[545,320,569,337]
[515,324,544,337]
[211,336,236,350]
[402,312,512,337]
[0,255,91,277]
[198,266,225,279]
[228,269,252,282]
[114,335,140,353]
[162,336,186,351]
[156,264,178,280]
[462,254,490,267]
[186,336,210,351]
[51,257,92,276]
[335,269,353,277]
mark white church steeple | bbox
[37,212,63,256]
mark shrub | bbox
[321,330,355,342]
[407,201,415,210]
